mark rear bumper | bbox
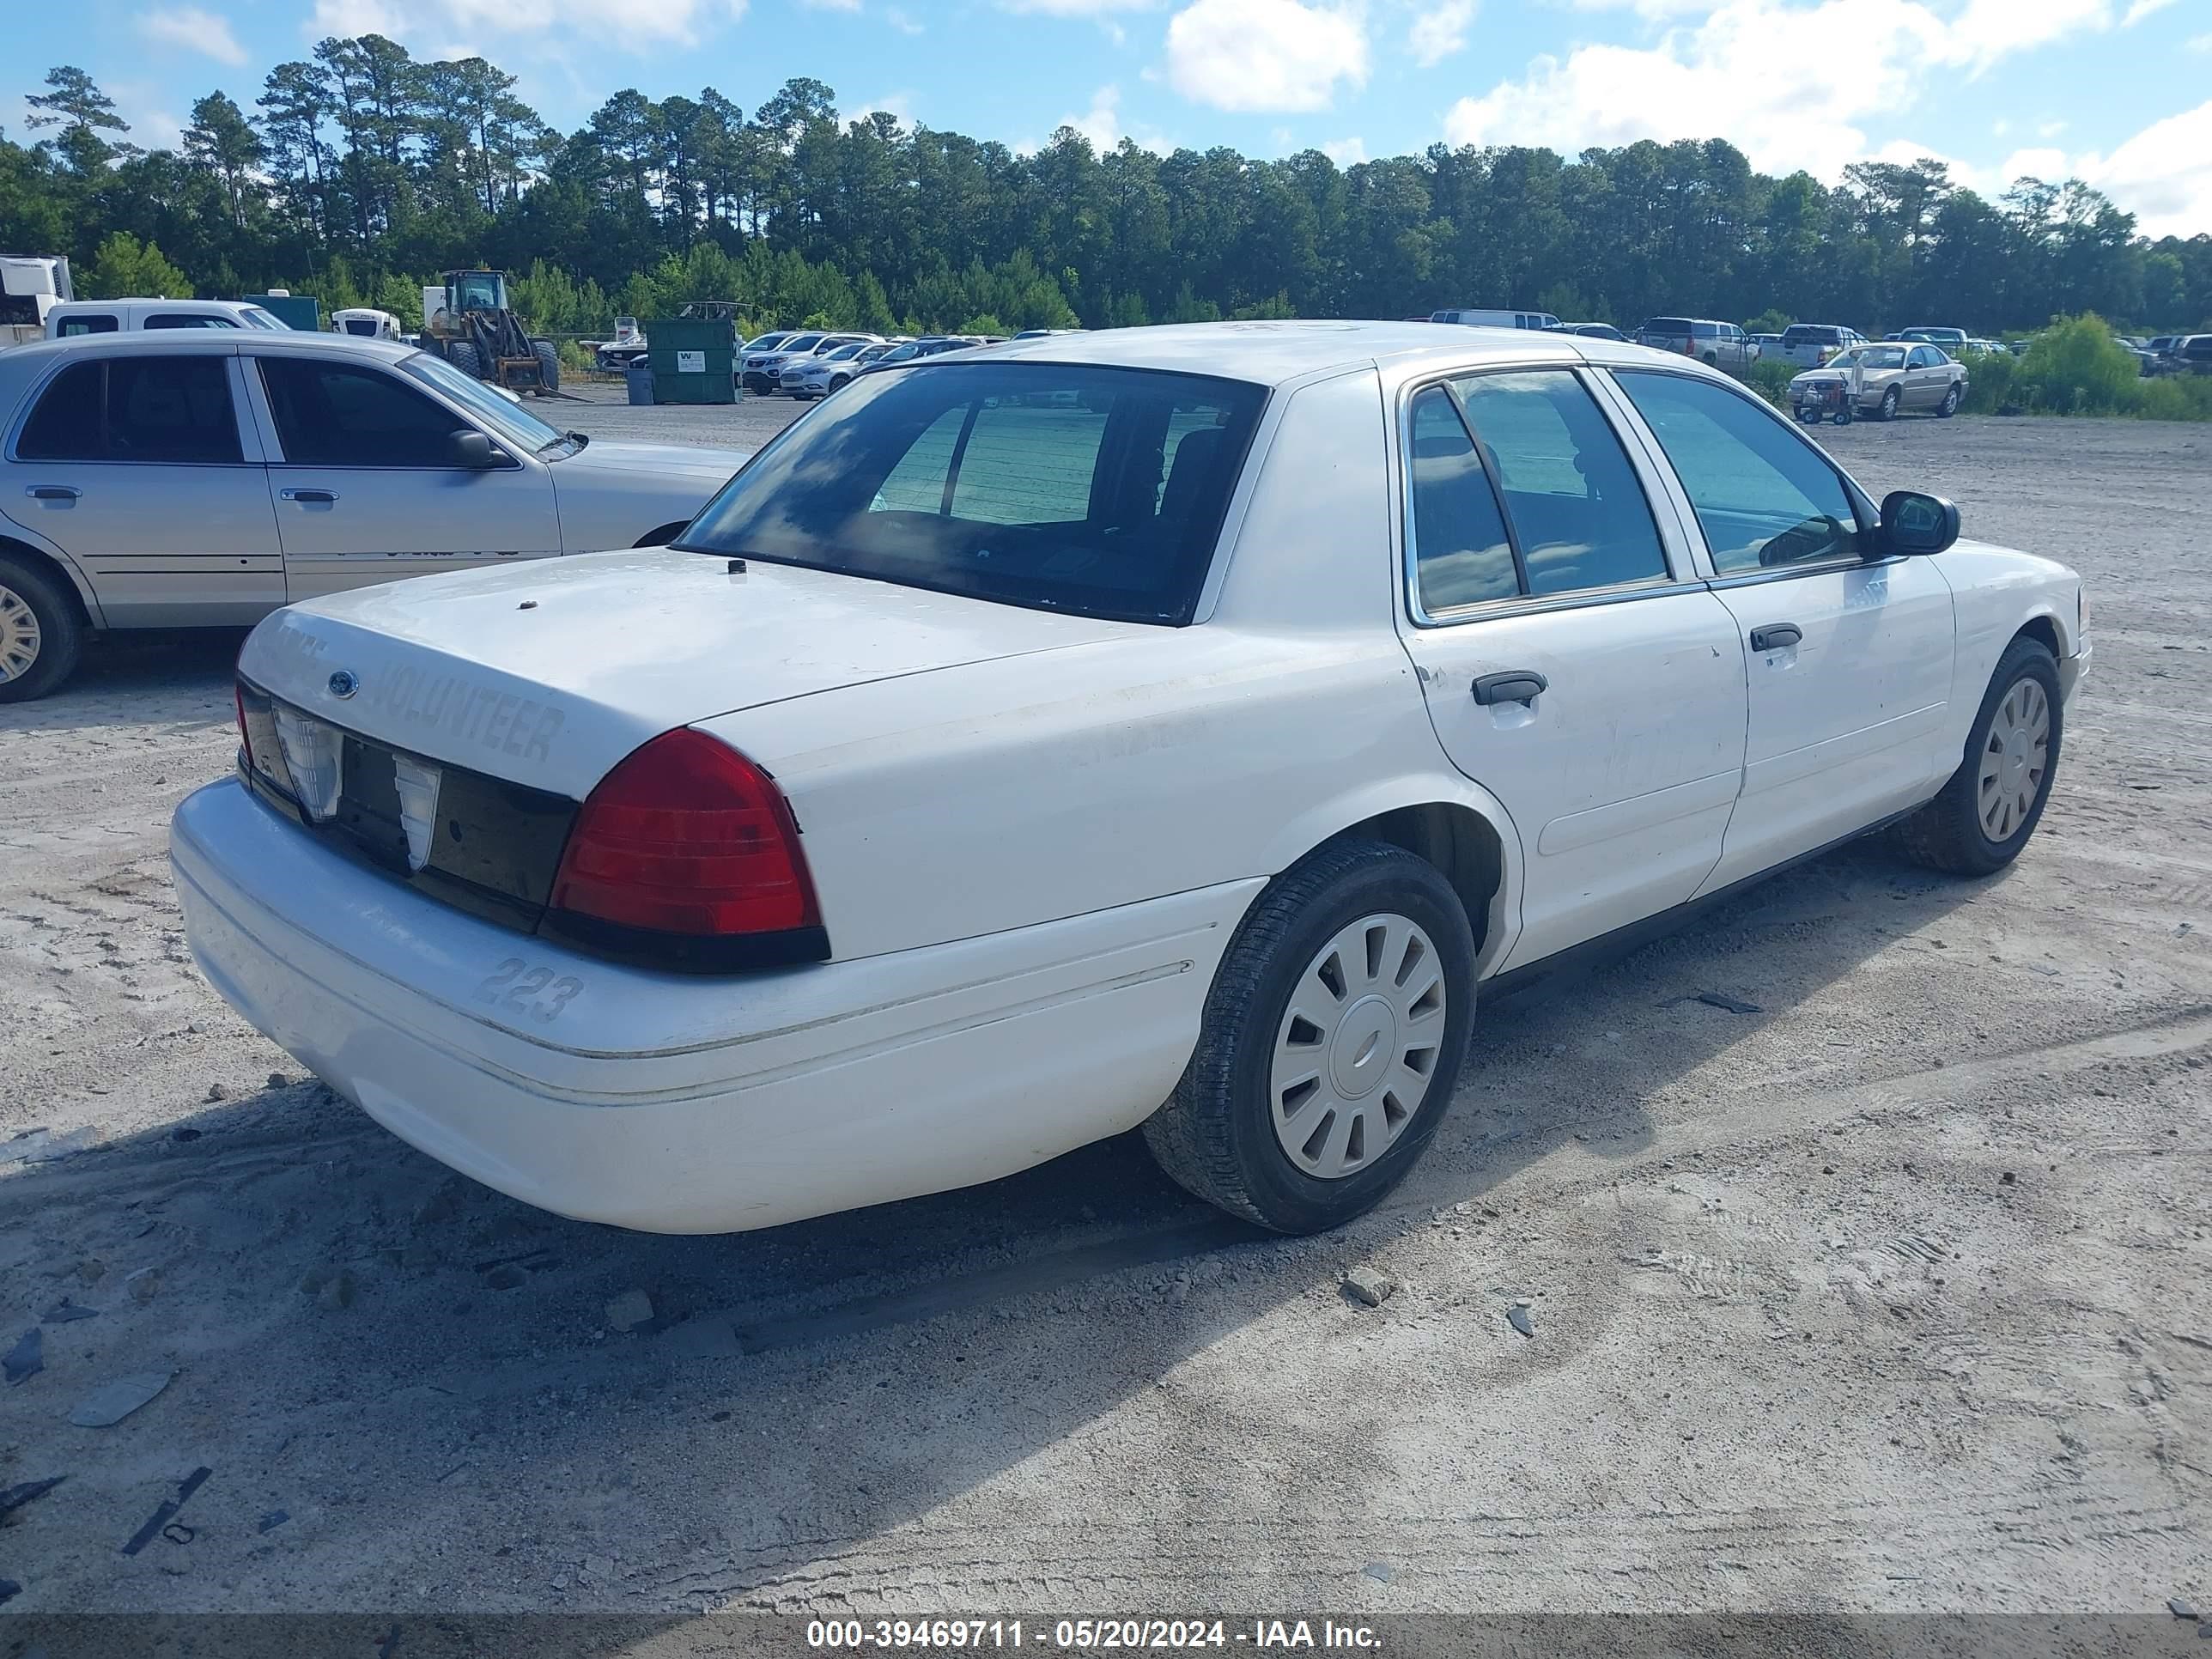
[172,780,1255,1233]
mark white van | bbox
[44,298,292,338]
[1428,308,1562,330]
[331,307,404,341]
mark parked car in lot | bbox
[171,322,2087,1237]
[1430,308,1562,330]
[1888,327,1969,350]
[0,333,746,701]
[779,339,890,398]
[1551,322,1627,342]
[854,336,985,375]
[44,296,293,337]
[745,331,881,395]
[2172,335,2212,375]
[1635,318,1753,372]
[1747,331,1784,358]
[1774,324,1865,368]
[1788,341,1967,422]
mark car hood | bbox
[235,552,1133,800]
[555,440,748,483]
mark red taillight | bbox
[549,728,819,939]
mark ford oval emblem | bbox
[327,670,359,699]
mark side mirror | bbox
[1880,489,1960,556]
[446,428,502,470]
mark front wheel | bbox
[1876,386,1900,421]
[1938,384,1961,417]
[1142,838,1476,1233]
[447,340,483,380]
[1893,637,2063,876]
[531,338,560,392]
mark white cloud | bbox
[2036,119,2067,137]
[2120,0,2174,21]
[1060,84,1124,147]
[852,92,915,126]
[1002,0,1155,11]
[138,4,248,64]
[1322,134,1365,164]
[802,0,860,9]
[1409,0,1475,65]
[2190,28,2212,50]
[885,5,924,30]
[1441,0,2139,185]
[1997,100,2212,236]
[308,0,744,46]
[1164,0,1369,112]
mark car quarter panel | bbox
[700,368,1530,967]
[547,444,745,550]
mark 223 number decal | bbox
[476,957,585,1023]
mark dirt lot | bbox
[1,407,2207,1620]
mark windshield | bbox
[678,362,1267,625]
[878,343,923,363]
[402,351,566,452]
[1828,346,1905,371]
[745,333,791,352]
[1782,326,1836,344]
[241,307,289,330]
[822,343,866,362]
[780,333,825,354]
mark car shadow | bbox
[0,836,1988,1620]
[0,631,243,738]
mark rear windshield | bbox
[1783,325,1839,344]
[1644,318,1692,334]
[678,362,1267,625]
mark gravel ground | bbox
[0,408,2206,1620]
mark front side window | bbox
[262,356,477,467]
[678,362,1265,625]
[1613,369,1868,574]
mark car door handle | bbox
[1750,623,1802,651]
[25,484,81,501]
[280,488,338,504]
[1472,670,1549,707]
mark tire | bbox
[829,375,850,392]
[1938,383,1961,417]
[447,341,483,380]
[531,338,560,392]
[1893,637,2063,877]
[1876,386,1900,421]
[1701,351,1719,367]
[1141,838,1477,1234]
[1834,404,1853,425]
[0,553,85,703]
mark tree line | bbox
[5,46,2211,338]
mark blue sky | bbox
[12,0,2212,236]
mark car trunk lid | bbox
[238,549,1131,802]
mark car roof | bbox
[0,330,418,368]
[964,319,1693,389]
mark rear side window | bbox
[1614,370,1866,574]
[261,357,465,467]
[107,357,241,462]
[678,363,1265,626]
[16,362,105,459]
[1408,386,1516,609]
[16,357,240,463]
[57,314,118,337]
[143,313,240,329]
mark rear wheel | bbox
[1894,637,2063,876]
[447,341,483,380]
[0,555,84,703]
[1876,386,1900,421]
[531,338,560,392]
[1142,839,1475,1234]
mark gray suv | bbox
[1635,318,1753,373]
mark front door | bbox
[7,350,283,626]
[249,353,560,604]
[1395,369,1749,971]
[1608,368,1956,892]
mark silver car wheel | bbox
[1269,912,1447,1180]
[0,583,42,684]
[1978,674,2051,842]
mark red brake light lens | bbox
[549,728,819,939]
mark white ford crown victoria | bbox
[171,322,2088,1236]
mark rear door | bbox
[249,351,561,603]
[1611,368,1955,890]
[1394,368,1748,969]
[6,349,283,625]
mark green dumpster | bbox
[645,314,736,404]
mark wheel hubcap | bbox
[1270,913,1448,1181]
[1978,675,2050,842]
[0,584,41,684]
